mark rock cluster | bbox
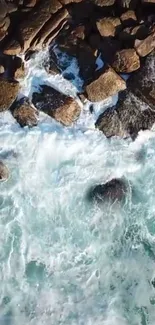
[0,0,155,134]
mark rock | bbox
[85,66,126,102]
[32,85,81,126]
[95,108,125,137]
[134,31,155,57]
[87,178,128,204]
[96,17,122,37]
[56,29,97,84]
[0,161,9,182]
[118,25,151,45]
[4,0,54,55]
[118,0,140,9]
[112,48,140,73]
[60,0,82,3]
[128,51,155,109]
[120,10,137,27]
[31,8,69,49]
[11,99,38,127]
[0,79,19,111]
[100,38,121,64]
[142,0,155,3]
[94,0,116,5]
[116,90,155,139]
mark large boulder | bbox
[0,161,9,182]
[112,48,140,73]
[0,79,19,111]
[85,66,126,102]
[87,178,128,204]
[32,85,81,126]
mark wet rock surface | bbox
[32,85,81,126]
[11,99,39,127]
[87,178,128,204]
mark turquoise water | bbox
[0,52,155,325]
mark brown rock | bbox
[11,100,39,127]
[85,66,126,102]
[0,79,19,111]
[32,8,69,49]
[0,16,10,32]
[96,17,121,37]
[32,85,81,126]
[0,161,9,182]
[120,10,137,27]
[134,31,155,57]
[112,49,140,73]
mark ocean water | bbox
[0,50,155,325]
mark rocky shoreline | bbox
[0,0,155,184]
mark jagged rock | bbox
[32,85,81,126]
[96,17,122,37]
[134,31,155,57]
[95,108,125,137]
[85,66,126,102]
[11,100,39,127]
[0,161,9,182]
[0,79,19,111]
[120,10,137,27]
[87,178,128,204]
[112,48,140,73]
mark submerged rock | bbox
[0,161,9,182]
[87,178,128,204]
[32,85,81,126]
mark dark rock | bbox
[32,85,81,126]
[118,0,140,9]
[0,161,9,182]
[112,48,140,73]
[85,66,126,102]
[10,99,39,127]
[128,51,155,109]
[95,108,125,137]
[87,178,128,204]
